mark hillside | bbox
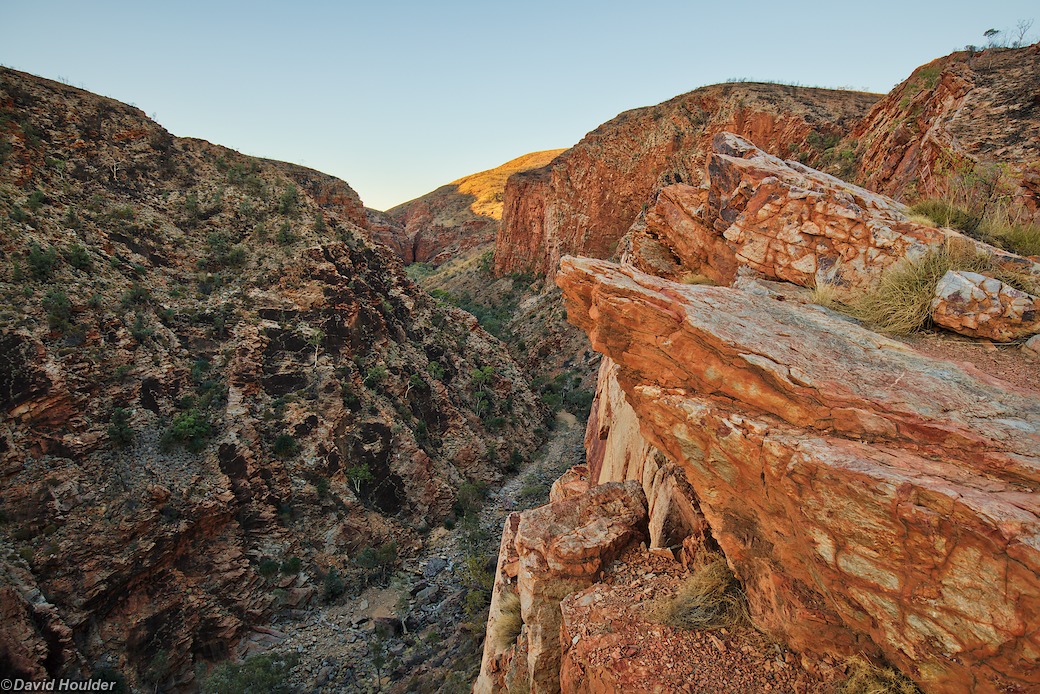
[494,82,880,277]
[0,67,545,688]
[377,149,564,265]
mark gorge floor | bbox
[245,411,586,693]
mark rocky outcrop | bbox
[383,150,563,265]
[931,270,1040,341]
[0,67,544,687]
[496,83,879,277]
[852,44,1040,219]
[557,257,1040,693]
[475,481,648,694]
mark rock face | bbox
[496,83,879,277]
[557,257,1040,694]
[931,270,1040,341]
[383,150,564,265]
[474,480,648,694]
[640,133,948,292]
[852,44,1040,219]
[0,67,544,686]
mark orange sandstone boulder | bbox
[931,270,1040,341]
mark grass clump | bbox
[649,551,749,631]
[837,656,920,694]
[910,198,1040,258]
[492,590,524,651]
[852,241,1038,335]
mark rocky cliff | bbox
[382,150,564,265]
[495,83,880,277]
[0,67,544,688]
[852,43,1040,218]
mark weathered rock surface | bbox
[383,150,563,265]
[0,67,544,686]
[557,256,1040,694]
[496,83,879,277]
[475,481,648,694]
[931,270,1040,341]
[852,44,1040,220]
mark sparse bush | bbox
[27,243,58,280]
[837,656,920,694]
[121,282,151,307]
[280,556,302,574]
[852,241,1036,334]
[276,221,295,245]
[108,408,134,447]
[648,552,749,631]
[323,568,346,602]
[65,244,91,270]
[277,185,299,216]
[42,289,72,330]
[201,652,299,694]
[492,591,523,651]
[26,189,47,212]
[355,542,397,586]
[258,558,280,578]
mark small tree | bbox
[346,462,373,494]
[306,328,324,368]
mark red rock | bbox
[496,84,879,278]
[931,270,1040,341]
[557,256,1040,694]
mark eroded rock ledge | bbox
[556,256,1040,694]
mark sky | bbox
[1,1,1036,210]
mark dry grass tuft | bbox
[679,272,716,285]
[910,198,1040,258]
[648,552,749,631]
[851,241,1038,335]
[492,590,523,651]
[837,656,920,694]
[811,281,843,309]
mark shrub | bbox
[258,558,280,578]
[272,434,298,458]
[65,244,91,270]
[492,591,523,651]
[323,568,346,602]
[108,408,134,447]
[355,542,397,586]
[42,290,72,330]
[364,364,387,388]
[648,551,749,631]
[277,185,299,216]
[909,200,981,234]
[163,408,211,451]
[27,243,58,280]
[26,189,47,212]
[837,656,920,694]
[280,556,302,574]
[201,653,299,694]
[276,222,295,245]
[121,282,151,308]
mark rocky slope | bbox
[851,43,1040,218]
[378,150,564,265]
[495,83,880,277]
[0,67,545,688]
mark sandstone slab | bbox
[558,256,1040,694]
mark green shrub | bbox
[108,408,134,447]
[258,558,280,578]
[201,652,299,694]
[909,200,981,233]
[364,364,387,388]
[27,243,58,280]
[121,282,151,307]
[65,244,92,270]
[272,433,298,458]
[354,542,397,586]
[9,206,29,223]
[163,408,211,451]
[277,185,299,216]
[280,556,302,574]
[276,221,295,245]
[323,568,346,602]
[42,289,72,330]
[26,189,47,212]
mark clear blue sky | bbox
[1,1,1036,210]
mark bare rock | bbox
[558,256,1040,694]
[931,270,1040,341]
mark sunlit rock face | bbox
[557,256,1040,694]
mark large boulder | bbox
[557,256,1040,694]
[931,270,1040,341]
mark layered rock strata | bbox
[496,84,879,277]
[557,256,1040,694]
[474,481,648,694]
